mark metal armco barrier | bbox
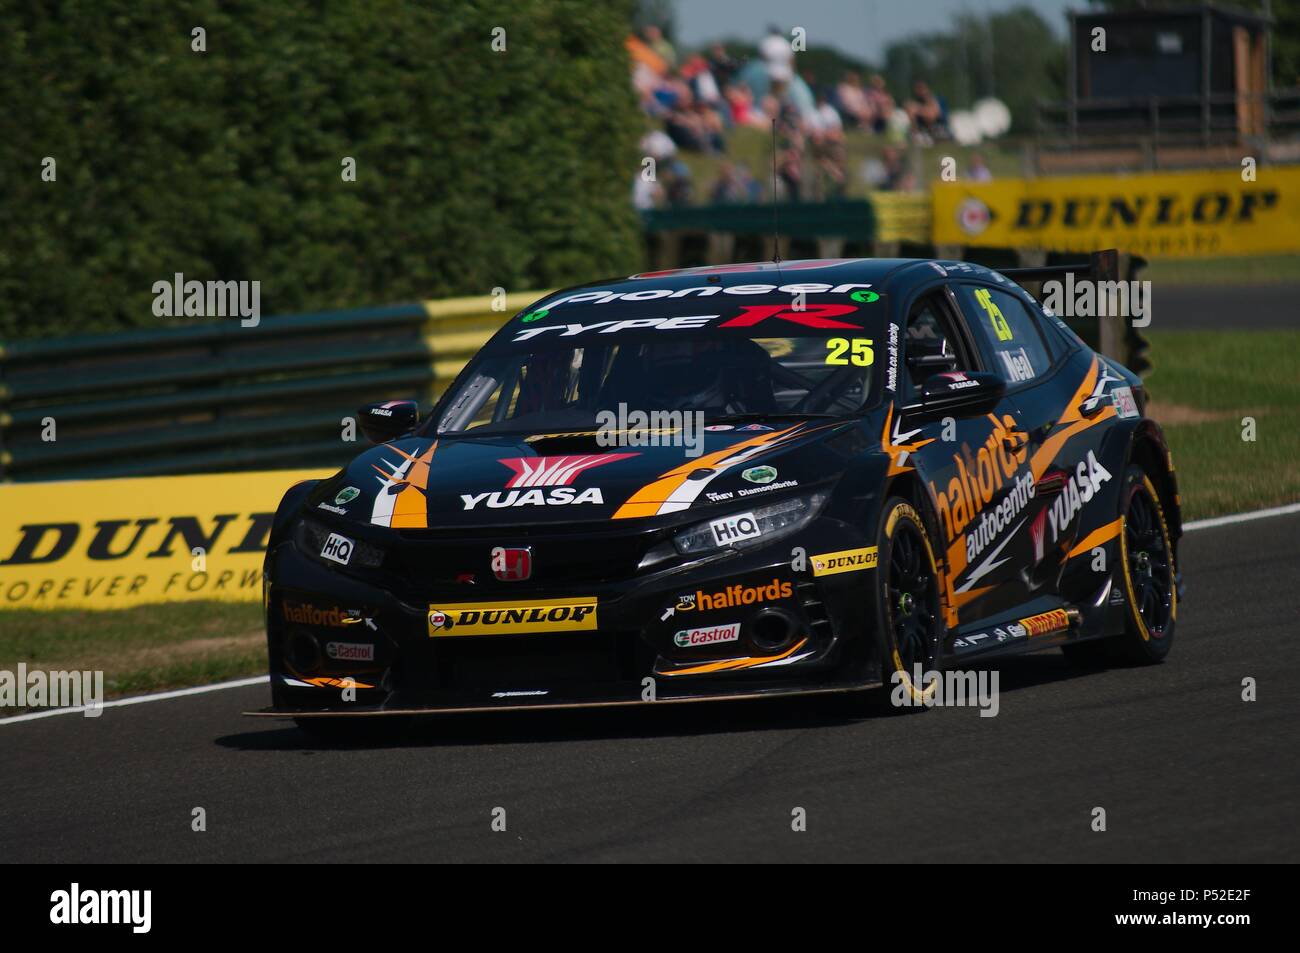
[0,292,548,483]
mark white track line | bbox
[1183,501,1300,532]
[1,503,1296,727]
[0,675,268,726]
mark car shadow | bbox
[216,648,1112,751]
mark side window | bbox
[901,293,974,401]
[954,284,1053,387]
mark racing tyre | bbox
[1064,465,1177,666]
[876,497,945,711]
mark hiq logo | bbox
[320,533,353,566]
[709,512,761,546]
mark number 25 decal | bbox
[974,288,1013,342]
[826,338,874,366]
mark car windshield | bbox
[431,317,884,436]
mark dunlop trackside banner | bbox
[0,469,328,610]
[933,166,1300,257]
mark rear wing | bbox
[998,248,1151,376]
[999,248,1129,289]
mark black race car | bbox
[248,257,1182,730]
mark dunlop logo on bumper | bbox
[810,547,878,577]
[427,598,598,636]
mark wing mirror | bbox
[916,371,1005,415]
[358,400,420,444]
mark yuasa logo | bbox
[499,453,636,487]
[710,512,761,546]
[675,622,741,647]
[50,883,151,933]
[461,487,605,509]
[320,533,353,565]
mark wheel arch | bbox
[1126,420,1182,542]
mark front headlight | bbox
[295,517,387,569]
[672,492,828,556]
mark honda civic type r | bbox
[250,257,1183,727]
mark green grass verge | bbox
[0,601,264,710]
[1142,255,1300,287]
[1145,330,1300,519]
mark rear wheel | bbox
[1063,464,1177,666]
[876,497,945,710]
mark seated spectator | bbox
[967,152,993,182]
[642,25,677,72]
[707,43,739,89]
[710,161,761,204]
[864,74,896,134]
[725,83,765,129]
[808,92,847,199]
[905,80,947,144]
[862,145,916,192]
[632,171,664,210]
[835,72,871,129]
[663,159,694,206]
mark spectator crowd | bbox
[627,25,989,210]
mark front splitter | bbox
[244,679,880,718]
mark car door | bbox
[949,279,1101,596]
[895,286,1032,629]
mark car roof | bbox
[537,258,1015,305]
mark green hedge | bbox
[0,0,644,340]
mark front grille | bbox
[387,523,668,592]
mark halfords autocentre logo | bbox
[282,601,363,627]
[679,578,793,611]
[427,598,598,636]
[933,167,1300,257]
[0,469,327,609]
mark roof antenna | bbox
[770,118,781,264]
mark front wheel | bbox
[876,497,945,709]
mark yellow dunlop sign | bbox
[427,598,599,636]
[0,469,328,610]
[810,547,878,577]
[933,166,1300,257]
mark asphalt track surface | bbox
[3,512,1298,864]
[1157,285,1299,330]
